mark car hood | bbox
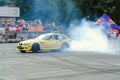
[20,39,36,43]
[20,39,45,44]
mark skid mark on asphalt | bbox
[49,53,120,75]
[18,51,120,74]
[17,51,120,80]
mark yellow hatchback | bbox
[17,33,70,53]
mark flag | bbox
[96,14,120,30]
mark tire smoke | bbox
[68,19,111,52]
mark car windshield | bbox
[35,34,52,40]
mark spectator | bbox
[4,33,9,43]
[20,37,23,41]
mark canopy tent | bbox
[96,14,120,30]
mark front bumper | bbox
[17,45,31,51]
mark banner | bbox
[9,26,23,32]
[28,26,44,32]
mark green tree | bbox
[53,0,80,25]
[72,0,120,25]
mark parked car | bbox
[17,33,70,53]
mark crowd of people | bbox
[1,18,119,43]
[0,18,61,43]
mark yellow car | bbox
[17,33,70,53]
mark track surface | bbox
[0,43,120,80]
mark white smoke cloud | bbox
[68,19,111,52]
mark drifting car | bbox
[17,33,70,53]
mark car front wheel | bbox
[32,43,40,53]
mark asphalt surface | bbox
[0,43,120,80]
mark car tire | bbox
[32,43,40,53]
[20,50,26,53]
[60,43,69,50]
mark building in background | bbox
[0,0,20,22]
[0,0,20,42]
[0,6,20,22]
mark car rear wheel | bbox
[32,43,40,53]
[60,43,69,50]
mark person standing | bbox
[4,33,9,43]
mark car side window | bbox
[59,35,66,41]
[44,35,52,40]
[54,35,59,40]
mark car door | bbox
[40,34,61,50]
[51,35,61,49]
[40,35,55,49]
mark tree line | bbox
[11,0,120,25]
[72,0,120,25]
